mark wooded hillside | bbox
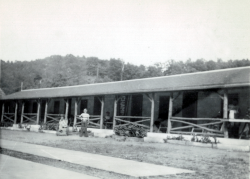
[1,55,249,95]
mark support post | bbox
[113,97,117,130]
[14,101,18,124]
[223,89,229,138]
[44,100,48,123]
[150,93,155,132]
[65,99,69,120]
[167,93,173,133]
[73,98,78,126]
[1,103,4,122]
[100,97,104,129]
[36,100,40,124]
[21,102,24,123]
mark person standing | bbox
[79,108,90,137]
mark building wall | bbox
[197,91,222,118]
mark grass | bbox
[0,129,249,179]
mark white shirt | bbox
[80,113,90,122]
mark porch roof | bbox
[1,66,250,100]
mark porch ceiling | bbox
[1,66,250,100]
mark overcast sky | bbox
[0,0,249,66]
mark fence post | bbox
[1,103,4,122]
[223,89,229,138]
[167,93,173,133]
[113,97,117,130]
[150,93,155,132]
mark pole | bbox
[223,90,229,138]
[1,103,4,122]
[44,100,48,123]
[65,99,69,120]
[14,101,18,124]
[113,97,117,129]
[150,93,155,132]
[167,93,173,133]
[36,100,40,124]
[100,97,104,129]
[21,102,24,123]
[73,98,78,126]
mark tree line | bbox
[1,54,249,95]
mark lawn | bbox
[0,129,249,179]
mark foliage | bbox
[0,122,13,127]
[114,124,147,138]
[1,55,249,95]
[164,135,185,142]
[191,133,217,144]
[41,123,59,131]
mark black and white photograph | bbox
[0,0,249,178]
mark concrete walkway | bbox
[0,154,99,179]
[0,139,194,177]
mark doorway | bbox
[158,96,170,120]
[80,99,88,113]
[131,94,143,122]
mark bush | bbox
[114,124,147,138]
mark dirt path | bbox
[0,130,249,179]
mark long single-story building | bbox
[1,66,250,139]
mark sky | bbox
[0,0,249,66]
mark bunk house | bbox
[1,66,250,139]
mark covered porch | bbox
[1,67,250,139]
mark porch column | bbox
[100,97,104,129]
[20,102,24,123]
[65,99,69,120]
[167,93,173,133]
[223,90,229,138]
[1,103,4,122]
[150,93,155,132]
[74,98,80,126]
[113,97,117,130]
[14,101,18,124]
[44,100,48,123]
[36,100,40,124]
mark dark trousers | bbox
[79,121,88,137]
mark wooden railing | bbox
[22,113,37,124]
[169,117,224,137]
[2,113,15,123]
[169,117,250,137]
[115,116,151,130]
[46,114,64,123]
[75,115,101,128]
